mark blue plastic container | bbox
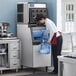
[32,29,51,54]
[32,30,43,38]
[39,43,50,54]
[43,31,49,40]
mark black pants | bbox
[51,35,63,73]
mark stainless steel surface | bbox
[17,24,33,67]
[33,45,51,67]
[0,39,21,73]
[58,56,76,76]
[17,24,51,68]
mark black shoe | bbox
[49,70,58,74]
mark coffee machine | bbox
[0,22,13,38]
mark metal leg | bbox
[58,61,63,76]
[1,55,2,67]
[61,62,63,76]
[16,69,18,72]
[0,56,1,67]
[32,68,36,73]
[58,61,60,76]
[45,67,48,72]
[3,55,6,67]
[1,70,3,74]
[21,65,23,70]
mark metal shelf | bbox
[0,53,6,55]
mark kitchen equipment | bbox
[2,23,9,32]
[17,2,51,68]
[0,22,13,37]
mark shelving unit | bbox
[0,38,21,74]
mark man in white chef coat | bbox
[36,14,63,74]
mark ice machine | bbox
[17,2,51,68]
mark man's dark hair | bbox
[36,14,46,21]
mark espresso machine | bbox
[0,22,13,38]
[17,2,51,68]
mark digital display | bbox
[29,3,46,8]
[34,4,46,8]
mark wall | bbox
[0,0,34,36]
[0,0,56,36]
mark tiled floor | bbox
[0,68,47,76]
[0,71,58,76]
[0,67,54,76]
[0,70,33,76]
[24,72,58,76]
[0,72,32,76]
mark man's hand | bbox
[47,39,51,44]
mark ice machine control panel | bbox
[17,2,47,25]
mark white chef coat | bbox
[45,18,60,41]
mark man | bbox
[36,14,63,74]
